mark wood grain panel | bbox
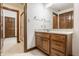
[35,32,72,56]
[59,14,65,28]
[53,15,58,29]
[51,40,65,53]
[51,49,65,56]
[59,11,73,29]
[36,36,42,49]
[51,34,66,43]
[42,38,49,54]
[5,17,15,38]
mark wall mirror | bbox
[51,3,74,29]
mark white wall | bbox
[3,9,17,38]
[73,3,79,56]
[27,3,52,49]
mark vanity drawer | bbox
[35,32,50,38]
[51,34,66,43]
[51,49,65,56]
[35,32,43,36]
[51,41,65,53]
[41,33,50,38]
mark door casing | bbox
[24,3,27,52]
[3,6,20,43]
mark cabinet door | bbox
[42,39,49,54]
[36,36,42,49]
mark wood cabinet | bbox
[42,38,49,54]
[50,34,72,56]
[36,36,42,49]
[35,32,50,54]
[35,32,72,56]
[50,34,66,56]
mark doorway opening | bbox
[1,3,25,56]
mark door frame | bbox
[24,4,27,52]
[0,3,2,56]
[3,4,28,52]
[18,4,27,52]
[3,6,20,43]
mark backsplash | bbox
[52,29,74,32]
[35,29,73,32]
[29,15,51,30]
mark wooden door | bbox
[5,17,15,38]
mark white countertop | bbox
[48,31,73,35]
[35,29,73,35]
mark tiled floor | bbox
[1,37,24,56]
[1,37,46,56]
[2,37,17,50]
[12,49,46,56]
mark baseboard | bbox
[26,47,36,52]
[36,47,49,56]
[24,47,48,56]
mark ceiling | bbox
[50,3,73,12]
[4,3,25,8]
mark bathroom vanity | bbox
[35,31,73,56]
